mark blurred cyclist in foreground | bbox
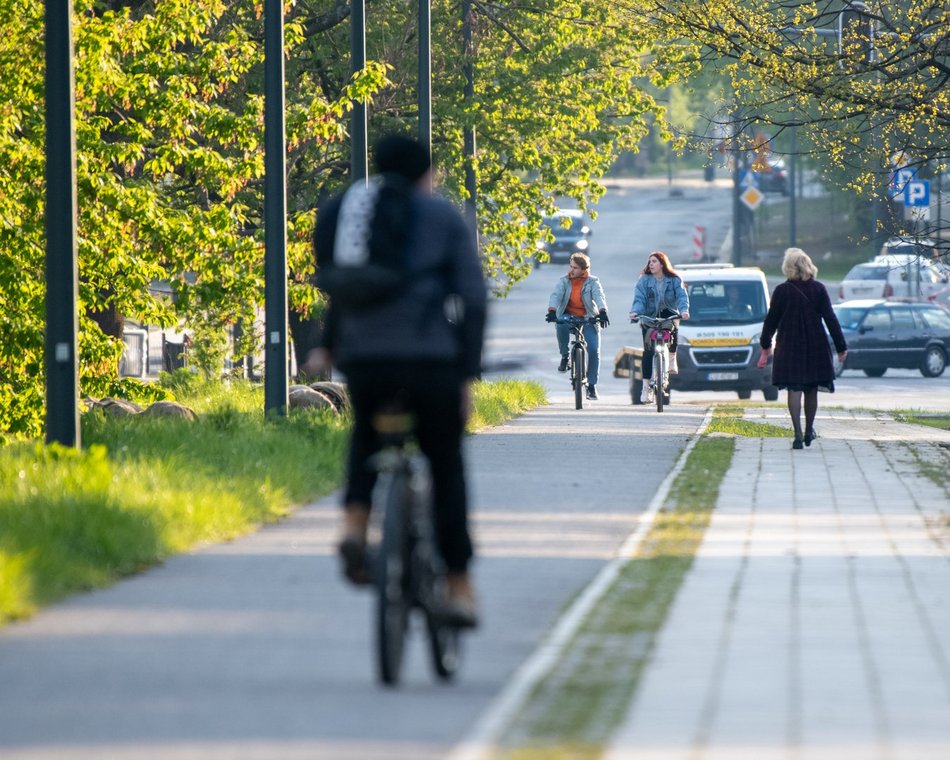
[304,134,487,627]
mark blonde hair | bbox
[782,247,817,281]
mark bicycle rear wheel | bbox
[376,470,412,686]
[572,344,586,410]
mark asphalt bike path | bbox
[0,398,704,759]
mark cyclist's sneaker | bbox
[338,536,371,586]
[440,573,479,629]
[669,353,679,375]
[558,355,568,372]
[640,384,654,404]
[586,385,598,400]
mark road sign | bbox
[889,167,917,201]
[739,169,758,189]
[740,186,764,211]
[904,179,930,207]
[904,204,931,222]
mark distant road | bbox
[483,178,950,412]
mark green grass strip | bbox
[496,421,736,759]
[0,378,544,625]
[469,378,548,432]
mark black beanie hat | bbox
[373,134,431,182]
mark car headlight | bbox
[751,333,760,346]
[678,335,690,346]
[575,238,589,251]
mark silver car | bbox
[837,256,948,303]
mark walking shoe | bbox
[669,353,679,375]
[586,385,598,400]
[441,573,479,629]
[640,384,653,404]
[338,536,371,586]
[558,355,569,372]
[338,507,371,586]
[803,429,817,446]
[792,436,804,450]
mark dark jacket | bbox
[760,279,847,389]
[314,188,487,379]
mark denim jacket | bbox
[631,274,688,316]
[548,274,608,318]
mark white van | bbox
[670,263,778,401]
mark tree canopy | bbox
[0,0,677,439]
[641,0,950,246]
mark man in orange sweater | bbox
[545,252,609,399]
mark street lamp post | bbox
[461,0,477,239]
[351,0,368,182]
[263,0,288,417]
[44,0,80,448]
[418,0,431,151]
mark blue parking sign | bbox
[889,167,917,200]
[904,179,930,207]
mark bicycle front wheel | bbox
[572,344,586,410]
[376,470,412,686]
[654,349,665,413]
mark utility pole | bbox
[44,0,80,448]
[461,0,477,239]
[351,0,368,182]
[732,113,743,266]
[789,126,798,247]
[263,0,288,417]
[418,0,431,151]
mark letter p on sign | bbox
[905,180,930,207]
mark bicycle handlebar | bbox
[630,310,682,326]
[556,315,601,326]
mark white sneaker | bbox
[669,354,679,375]
[640,384,654,404]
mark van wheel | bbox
[737,389,752,400]
[863,368,886,378]
[763,386,779,402]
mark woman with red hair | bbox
[629,251,690,404]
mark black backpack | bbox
[318,175,413,310]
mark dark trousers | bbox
[343,361,473,573]
[640,309,680,381]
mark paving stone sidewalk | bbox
[605,410,950,760]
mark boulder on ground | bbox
[289,385,334,411]
[142,400,197,421]
[308,381,350,413]
[88,397,143,417]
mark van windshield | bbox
[686,280,768,325]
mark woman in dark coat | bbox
[758,248,848,449]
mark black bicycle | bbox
[556,315,600,409]
[370,408,460,687]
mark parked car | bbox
[754,156,789,196]
[536,209,592,263]
[878,235,936,260]
[832,299,950,377]
[837,255,949,303]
